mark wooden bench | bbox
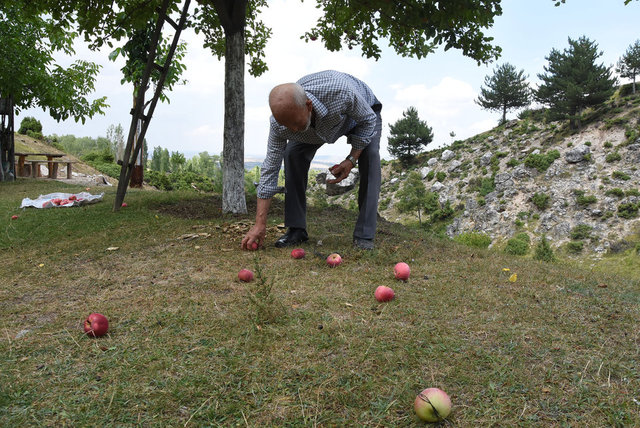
[27,159,75,179]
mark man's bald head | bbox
[269,83,312,132]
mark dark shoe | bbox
[275,228,308,248]
[353,238,374,250]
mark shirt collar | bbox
[305,91,327,120]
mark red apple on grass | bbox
[250,242,259,251]
[11,215,18,220]
[84,313,109,337]
[414,387,452,423]
[326,253,342,267]
[238,269,254,282]
[394,262,410,281]
[291,248,306,259]
[374,285,395,302]
[121,202,128,207]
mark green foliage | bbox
[504,233,530,256]
[82,149,115,164]
[570,224,593,240]
[618,202,639,219]
[616,39,640,94]
[566,240,584,254]
[476,63,531,124]
[18,117,42,135]
[534,235,556,262]
[531,192,551,210]
[535,36,617,129]
[454,232,492,249]
[626,189,640,197]
[524,150,561,172]
[605,152,622,162]
[0,3,107,121]
[612,171,631,181]
[425,170,435,181]
[574,190,597,206]
[436,171,446,182]
[395,172,436,225]
[506,158,520,168]
[605,188,625,198]
[604,141,613,148]
[387,107,434,165]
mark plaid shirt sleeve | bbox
[344,90,377,150]
[256,118,286,199]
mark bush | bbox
[566,241,584,254]
[605,152,622,163]
[514,232,531,243]
[570,224,592,240]
[454,232,492,249]
[574,190,597,206]
[618,203,639,219]
[18,116,42,135]
[426,170,435,181]
[612,171,631,181]
[605,188,625,198]
[524,150,561,172]
[436,171,446,182]
[626,189,640,197]
[506,158,520,168]
[604,141,613,148]
[504,236,529,256]
[534,235,556,262]
[531,192,550,210]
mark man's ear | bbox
[306,99,313,112]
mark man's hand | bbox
[327,160,353,184]
[242,224,266,251]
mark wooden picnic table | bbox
[15,152,66,178]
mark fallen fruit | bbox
[84,313,109,337]
[69,195,77,201]
[291,248,306,259]
[238,269,254,282]
[251,242,259,251]
[374,285,395,302]
[394,262,410,281]
[326,253,342,267]
[11,215,18,220]
[121,202,127,207]
[414,387,452,423]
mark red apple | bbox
[394,262,410,281]
[374,285,395,302]
[326,253,342,267]
[59,199,71,205]
[238,269,254,282]
[51,198,62,205]
[121,202,127,207]
[69,195,77,201]
[11,215,18,220]
[291,248,306,259]
[414,387,452,422]
[250,242,259,251]
[84,313,109,337]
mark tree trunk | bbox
[502,104,507,124]
[222,28,247,214]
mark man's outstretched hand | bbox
[242,224,266,251]
[327,160,352,184]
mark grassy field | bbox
[1,179,639,427]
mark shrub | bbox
[454,232,492,249]
[524,150,561,172]
[618,203,639,219]
[605,152,622,162]
[18,116,43,135]
[612,171,631,181]
[570,224,593,240]
[426,170,435,181]
[531,192,550,210]
[504,236,529,256]
[506,158,520,168]
[534,235,556,262]
[436,171,446,182]
[605,188,625,198]
[566,241,584,254]
[514,232,531,243]
[626,189,640,197]
[574,190,597,206]
[604,141,613,148]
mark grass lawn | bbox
[1,179,639,426]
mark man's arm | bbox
[241,197,272,250]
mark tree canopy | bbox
[535,36,616,129]
[617,40,640,94]
[476,63,530,124]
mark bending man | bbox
[241,70,382,251]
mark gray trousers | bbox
[283,112,382,240]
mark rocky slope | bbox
[313,93,640,256]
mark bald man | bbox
[241,70,382,251]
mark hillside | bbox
[318,92,640,256]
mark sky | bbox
[20,0,640,165]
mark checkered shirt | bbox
[256,70,381,199]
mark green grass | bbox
[1,180,640,426]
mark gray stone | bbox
[441,150,455,161]
[565,145,590,163]
[431,182,445,193]
[419,166,431,179]
[324,170,359,196]
[480,151,493,166]
[427,157,438,166]
[448,160,462,172]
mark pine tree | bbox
[395,171,439,226]
[617,40,640,94]
[476,63,531,124]
[535,36,616,129]
[387,107,433,165]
